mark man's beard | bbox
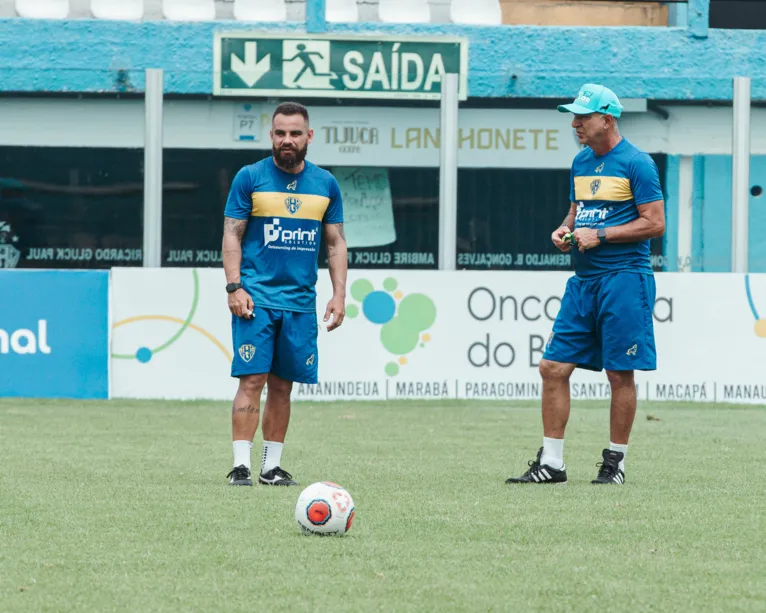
[273,143,308,169]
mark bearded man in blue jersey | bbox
[507,85,665,486]
[222,102,347,486]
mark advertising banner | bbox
[227,103,579,169]
[5,98,766,163]
[110,268,234,400]
[110,269,766,405]
[0,270,110,398]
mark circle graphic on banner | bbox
[112,269,232,364]
[346,277,436,376]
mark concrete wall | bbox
[0,17,763,99]
[1,0,761,272]
[499,0,668,27]
[664,156,766,272]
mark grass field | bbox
[1,398,765,613]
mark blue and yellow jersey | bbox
[569,138,663,278]
[224,157,343,312]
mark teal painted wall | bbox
[665,156,766,272]
[1,4,766,100]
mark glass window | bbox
[162,150,439,270]
[457,154,668,271]
[326,167,439,270]
[0,146,143,269]
[710,0,766,30]
[162,149,268,268]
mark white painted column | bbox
[143,68,164,268]
[732,76,751,273]
[438,73,459,271]
[677,155,694,272]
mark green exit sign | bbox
[213,33,468,100]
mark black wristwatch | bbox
[226,282,242,293]
[597,228,607,244]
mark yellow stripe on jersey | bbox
[574,176,634,202]
[250,192,330,221]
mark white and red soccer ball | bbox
[294,481,355,536]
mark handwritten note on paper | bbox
[332,167,397,248]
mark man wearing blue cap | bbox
[506,84,665,486]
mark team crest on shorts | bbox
[284,197,302,215]
[239,344,256,362]
[590,179,601,195]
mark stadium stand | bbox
[450,0,502,25]
[91,0,144,19]
[378,0,431,23]
[326,0,358,21]
[1,0,611,26]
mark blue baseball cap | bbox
[557,84,623,118]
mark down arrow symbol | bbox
[231,42,270,88]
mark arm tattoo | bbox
[223,217,247,240]
[324,223,346,246]
[325,223,346,259]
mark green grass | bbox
[1,398,765,613]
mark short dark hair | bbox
[272,102,309,123]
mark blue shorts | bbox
[231,307,318,384]
[543,271,657,372]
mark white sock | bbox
[261,440,284,474]
[233,440,252,470]
[541,437,565,470]
[610,442,628,472]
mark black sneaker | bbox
[591,449,625,484]
[505,447,567,484]
[259,466,298,486]
[227,465,252,486]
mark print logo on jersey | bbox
[595,163,604,173]
[239,343,256,362]
[590,179,601,195]
[263,218,319,250]
[284,197,302,215]
[265,219,282,244]
[575,202,613,225]
[287,180,297,191]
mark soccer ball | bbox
[294,481,355,536]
